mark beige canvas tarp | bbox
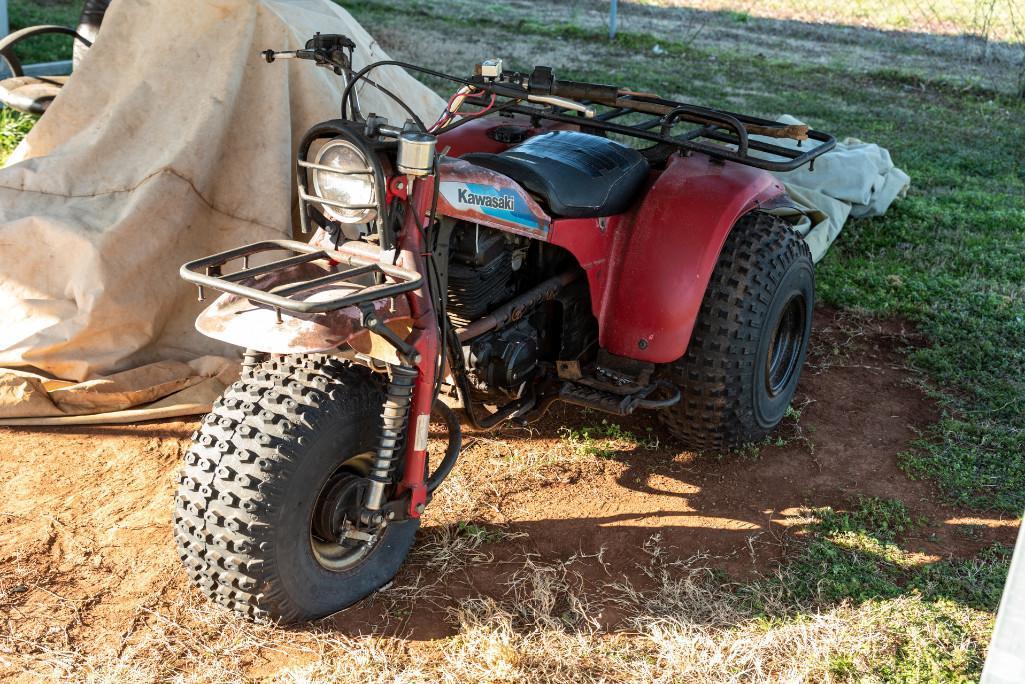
[0,0,443,382]
[0,357,240,425]
[761,115,910,262]
[0,0,444,423]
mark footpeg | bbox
[557,380,680,415]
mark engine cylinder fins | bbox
[446,224,518,327]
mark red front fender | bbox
[550,153,787,364]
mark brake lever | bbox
[263,47,349,78]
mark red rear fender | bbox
[550,153,786,364]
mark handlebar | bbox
[549,80,619,105]
[487,65,620,106]
[263,39,834,171]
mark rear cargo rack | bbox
[180,239,421,315]
[331,59,837,174]
[505,99,835,173]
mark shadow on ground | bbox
[0,309,1017,673]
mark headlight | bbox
[311,139,377,224]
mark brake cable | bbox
[346,73,428,132]
[341,60,478,126]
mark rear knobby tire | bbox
[173,354,419,623]
[659,212,814,451]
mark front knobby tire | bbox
[659,212,814,451]
[173,354,419,623]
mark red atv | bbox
[175,34,834,623]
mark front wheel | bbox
[173,354,418,623]
[659,212,814,451]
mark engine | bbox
[446,222,596,400]
[447,223,535,397]
[466,321,539,397]
[447,223,522,327]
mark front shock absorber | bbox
[363,362,417,514]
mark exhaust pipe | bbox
[455,270,579,342]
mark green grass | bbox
[6,1,81,64]
[756,497,1010,680]
[639,0,1025,43]
[559,420,660,459]
[0,108,35,165]
[455,520,509,544]
[815,133,1025,510]
[786,497,1009,608]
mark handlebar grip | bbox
[550,80,619,105]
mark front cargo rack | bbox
[180,239,421,315]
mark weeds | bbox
[815,495,919,541]
[0,109,34,166]
[787,498,1010,609]
[559,420,660,459]
[408,521,525,576]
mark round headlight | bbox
[311,139,377,224]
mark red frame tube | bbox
[394,175,440,518]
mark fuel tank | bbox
[436,113,574,157]
[435,157,553,240]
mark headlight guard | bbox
[308,139,377,224]
[296,120,391,245]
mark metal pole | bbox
[982,520,1025,683]
[0,0,9,38]
[609,0,618,40]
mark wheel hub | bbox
[765,294,807,398]
[309,458,380,572]
[311,472,364,540]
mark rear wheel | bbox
[173,354,418,623]
[659,212,814,451]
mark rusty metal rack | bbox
[502,98,835,173]
[180,239,421,315]
[425,64,840,173]
[596,97,833,172]
[336,59,836,174]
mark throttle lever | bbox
[526,94,595,118]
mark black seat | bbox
[462,130,649,218]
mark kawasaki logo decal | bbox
[456,187,516,211]
[440,180,549,236]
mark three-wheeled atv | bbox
[174,33,835,623]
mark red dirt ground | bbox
[0,308,1018,677]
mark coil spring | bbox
[365,363,418,504]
